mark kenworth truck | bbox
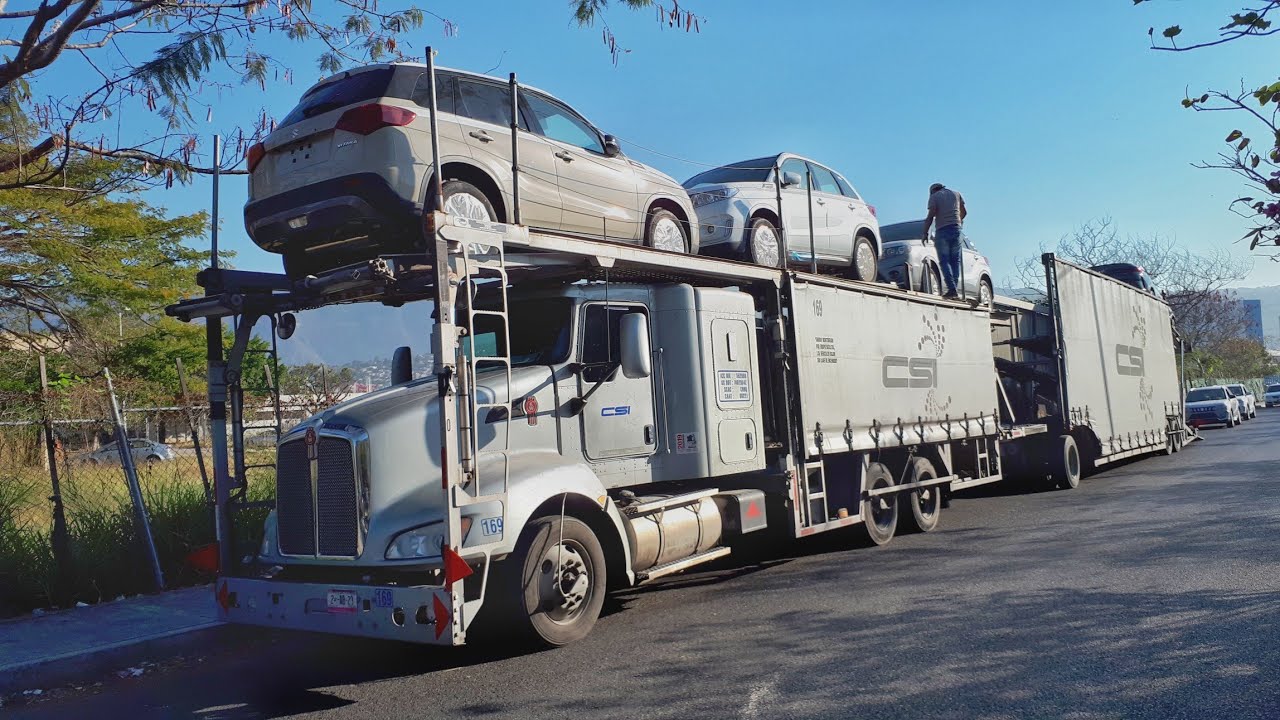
[165,55,1186,648]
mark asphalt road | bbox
[10,413,1280,719]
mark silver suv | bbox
[245,64,699,276]
[683,154,881,280]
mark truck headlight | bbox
[385,518,472,560]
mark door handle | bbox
[554,150,575,163]
[468,130,494,143]
[815,198,826,205]
[644,425,654,445]
[848,204,857,210]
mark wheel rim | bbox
[445,191,492,222]
[916,485,939,520]
[929,267,943,295]
[751,223,781,267]
[1067,446,1080,479]
[651,216,685,253]
[870,477,896,532]
[536,539,594,624]
[855,241,876,280]
[980,282,993,307]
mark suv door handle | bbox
[815,197,826,205]
[848,203,857,210]
[468,130,494,143]
[554,150,574,163]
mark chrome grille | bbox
[316,436,358,556]
[275,439,314,555]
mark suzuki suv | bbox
[245,64,699,277]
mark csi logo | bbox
[882,356,937,389]
[1115,345,1145,377]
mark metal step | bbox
[624,489,719,516]
[635,546,731,583]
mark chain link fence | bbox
[0,376,289,617]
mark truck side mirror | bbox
[391,346,412,385]
[781,171,803,188]
[619,312,651,379]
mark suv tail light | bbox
[246,142,265,173]
[868,204,877,217]
[336,104,416,135]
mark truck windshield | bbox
[1186,388,1226,402]
[467,298,572,367]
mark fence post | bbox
[104,367,165,593]
[39,355,72,603]
[177,357,213,506]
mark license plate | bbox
[326,589,358,614]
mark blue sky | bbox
[142,1,1280,287]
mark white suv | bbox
[245,64,699,276]
[1225,383,1257,420]
[683,154,881,280]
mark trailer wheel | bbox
[499,515,606,647]
[1163,431,1176,456]
[861,462,898,546]
[1052,435,1082,490]
[899,457,942,534]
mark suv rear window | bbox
[280,68,396,128]
[881,221,926,242]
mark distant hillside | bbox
[255,303,434,366]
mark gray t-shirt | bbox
[928,188,964,229]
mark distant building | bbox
[1242,299,1264,343]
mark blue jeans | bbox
[935,224,962,295]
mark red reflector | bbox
[524,396,539,426]
[868,204,877,217]
[336,103,416,135]
[442,545,473,590]
[186,543,219,573]
[246,142,265,173]
[746,501,762,519]
[433,594,451,640]
[216,581,230,611]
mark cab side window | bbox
[411,73,457,115]
[808,164,841,194]
[581,304,645,382]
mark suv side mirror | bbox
[781,171,803,188]
[619,312,651,379]
[603,135,622,158]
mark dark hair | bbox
[930,182,945,193]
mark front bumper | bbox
[215,576,461,646]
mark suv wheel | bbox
[745,217,782,268]
[440,180,497,223]
[845,235,878,282]
[645,208,688,253]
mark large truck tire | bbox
[899,456,942,534]
[492,515,606,647]
[861,462,898,546]
[1052,435,1082,490]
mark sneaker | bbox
[943,291,959,299]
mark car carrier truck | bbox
[165,55,1187,648]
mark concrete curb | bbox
[0,621,229,695]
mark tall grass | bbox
[0,452,274,617]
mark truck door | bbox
[579,302,657,460]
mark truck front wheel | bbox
[501,515,606,647]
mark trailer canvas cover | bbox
[789,278,1000,456]
[1050,258,1180,458]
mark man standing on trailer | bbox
[921,182,968,299]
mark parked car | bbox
[245,63,699,277]
[1225,383,1257,420]
[1184,385,1241,428]
[1262,383,1280,408]
[682,153,881,280]
[78,439,176,465]
[877,219,994,306]
[1090,263,1158,295]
